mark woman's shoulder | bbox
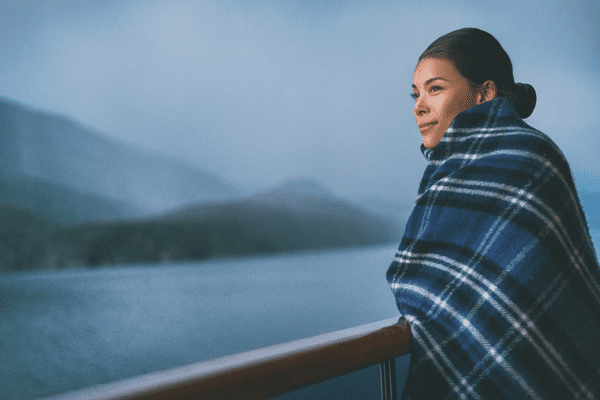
[494,122,569,174]
[459,100,569,173]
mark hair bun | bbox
[514,83,536,119]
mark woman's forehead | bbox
[413,58,462,86]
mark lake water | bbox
[4,233,599,400]
[0,244,407,399]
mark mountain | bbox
[164,178,400,233]
[253,178,412,229]
[349,196,413,229]
[0,97,238,218]
[0,175,138,225]
[0,205,55,272]
[22,179,401,270]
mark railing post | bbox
[380,358,397,400]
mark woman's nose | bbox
[414,97,427,116]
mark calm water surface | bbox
[0,244,403,399]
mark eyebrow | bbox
[411,77,449,89]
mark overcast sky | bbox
[1,0,599,203]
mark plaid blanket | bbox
[387,97,600,399]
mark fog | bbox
[1,0,599,203]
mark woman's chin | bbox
[420,128,444,148]
[421,137,441,149]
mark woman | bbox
[387,28,600,399]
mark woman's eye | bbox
[430,86,442,92]
[410,93,419,100]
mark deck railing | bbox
[43,317,411,400]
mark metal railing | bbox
[43,317,411,400]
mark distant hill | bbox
[349,196,413,229]
[0,205,55,272]
[0,97,404,271]
[0,97,238,219]
[163,178,400,239]
[16,179,401,271]
[0,175,138,225]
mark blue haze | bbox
[1,1,598,205]
[0,1,598,398]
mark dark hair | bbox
[419,28,536,119]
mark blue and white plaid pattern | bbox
[387,97,600,399]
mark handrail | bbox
[42,317,411,400]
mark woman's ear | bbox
[477,80,497,104]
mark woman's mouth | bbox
[418,121,438,132]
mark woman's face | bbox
[412,58,478,148]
